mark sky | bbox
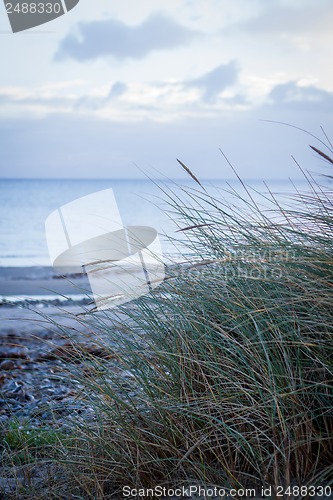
[0,0,332,179]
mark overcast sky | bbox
[0,0,332,179]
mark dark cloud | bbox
[187,61,239,102]
[55,13,199,62]
[268,82,333,111]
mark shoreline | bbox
[0,262,178,307]
[0,266,91,307]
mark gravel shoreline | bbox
[0,302,129,497]
[0,302,127,423]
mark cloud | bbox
[0,87,76,116]
[1,111,331,181]
[0,78,223,121]
[231,0,333,37]
[268,81,333,112]
[1,78,331,128]
[187,61,240,102]
[108,81,127,99]
[55,13,200,62]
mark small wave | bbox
[0,293,91,308]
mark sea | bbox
[0,177,313,269]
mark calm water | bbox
[0,178,311,267]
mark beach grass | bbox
[12,141,331,498]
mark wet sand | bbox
[0,266,91,299]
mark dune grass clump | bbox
[63,143,333,496]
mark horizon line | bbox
[0,176,307,182]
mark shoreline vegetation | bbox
[1,141,333,498]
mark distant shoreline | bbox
[0,263,173,307]
[0,266,91,306]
